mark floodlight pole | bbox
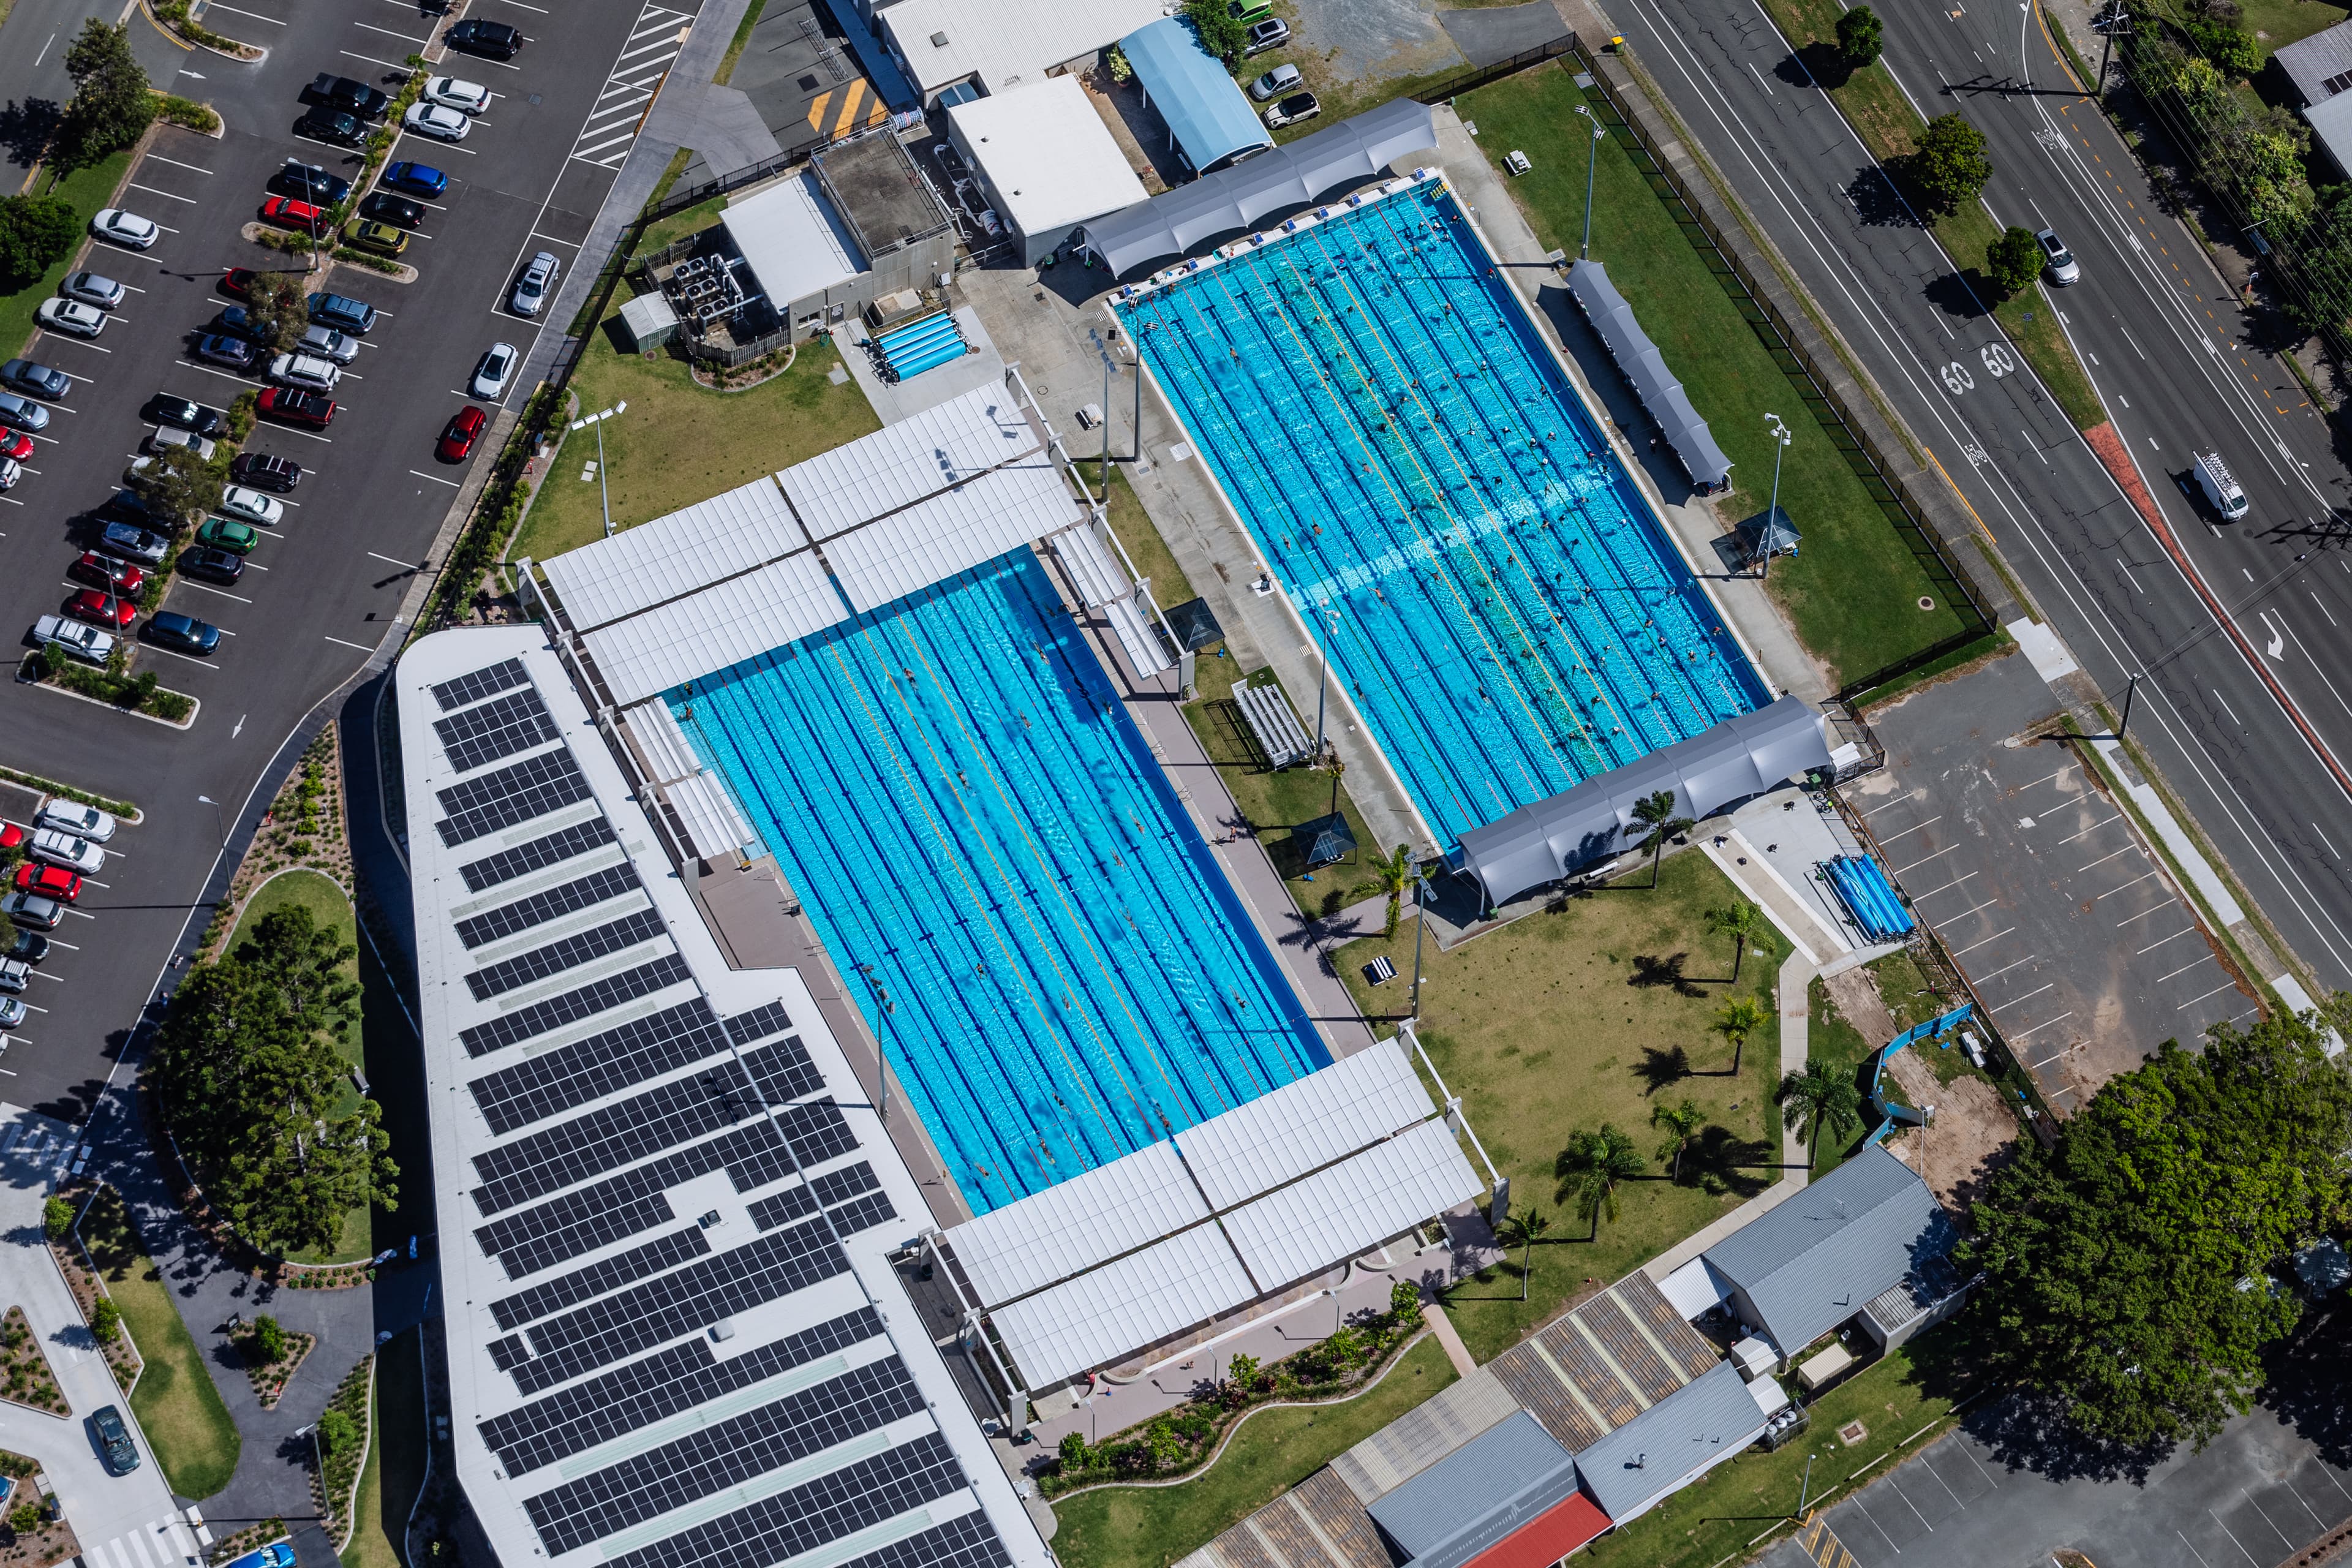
[1761,412,1792,579]
[1574,107,1605,258]
[1311,603,1333,770]
[573,401,628,537]
[1410,869,1431,1019]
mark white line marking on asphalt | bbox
[2057,813,2119,843]
[1874,814,1941,845]
[145,154,213,174]
[1973,953,2042,986]
[409,469,462,486]
[2176,979,2240,1009]
[323,635,375,652]
[1950,925,2015,956]
[2095,870,2163,900]
[2074,845,2135,873]
[1891,843,1958,875]
[2208,1512,2261,1567]
[1992,982,2054,1012]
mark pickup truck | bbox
[31,615,113,663]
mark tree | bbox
[1388,1280,1422,1321]
[1650,1098,1705,1181]
[1352,844,1414,937]
[251,1314,287,1364]
[317,1408,357,1459]
[243,270,308,353]
[1908,113,1992,217]
[1183,0,1250,69]
[1715,995,1766,1076]
[58,21,153,170]
[1959,1010,2352,1450]
[0,196,81,289]
[88,1297,119,1344]
[1629,791,1694,888]
[40,1196,72,1241]
[1837,6,1883,67]
[1557,1125,1645,1237]
[1986,224,2043,299]
[1705,898,1770,982]
[1774,1057,1862,1166]
[130,442,222,527]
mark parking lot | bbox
[1845,649,2252,1111]
[0,0,686,1118]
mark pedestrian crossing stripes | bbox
[804,78,888,141]
[0,1120,75,1175]
[1798,1512,1860,1568]
[78,1515,208,1568]
[570,1,698,169]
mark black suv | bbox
[274,159,352,204]
[141,395,228,437]
[445,18,522,56]
[298,105,366,146]
[307,72,390,116]
[229,451,302,491]
[92,1406,138,1474]
[358,191,424,228]
[101,488,164,527]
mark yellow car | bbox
[342,219,409,257]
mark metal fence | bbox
[1413,34,1580,104]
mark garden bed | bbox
[0,1311,64,1417]
[229,1317,313,1408]
[312,1356,374,1549]
[21,654,196,725]
[47,1185,142,1394]
[205,1521,287,1567]
[0,1452,79,1568]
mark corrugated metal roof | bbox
[946,78,1148,239]
[1700,1144,1953,1354]
[944,1142,1208,1309]
[1564,260,1732,488]
[1175,1038,1434,1210]
[826,448,1077,614]
[664,771,752,860]
[780,386,1039,543]
[1118,18,1273,176]
[581,554,848,706]
[1368,1412,1579,1568]
[719,170,867,312]
[1332,1367,1518,1502]
[880,0,1169,96]
[540,473,810,632]
[1572,1362,1766,1520]
[1219,1120,1479,1294]
[2276,20,2352,104]
[990,1221,1254,1388]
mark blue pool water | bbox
[1118,181,1770,846]
[673,549,1327,1214]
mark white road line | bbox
[1972,952,2042,986]
[2208,1511,2263,1568]
[2174,979,2241,1010]
[2137,927,2201,956]
[1991,982,2054,1012]
[324,635,375,652]
[528,231,581,247]
[1874,813,1941,845]
[140,645,216,669]
[1949,925,2015,956]
[179,582,251,603]
[2093,869,2163,900]
[1890,843,1958,875]
[409,469,462,486]
[2056,812,2119,844]
[353,20,426,41]
[366,551,421,567]
[2073,845,2135,873]
[2116,900,2171,926]
[1860,789,1926,818]
[1906,870,1978,901]
[341,50,412,71]
[144,154,213,174]
[204,0,284,21]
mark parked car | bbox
[69,553,145,597]
[100,489,164,528]
[445,17,522,56]
[342,219,409,256]
[91,1407,137,1474]
[31,828,103,875]
[142,396,229,437]
[268,353,339,392]
[217,304,268,341]
[1250,62,1302,100]
[192,333,259,371]
[38,799,115,843]
[424,75,492,113]
[404,102,471,141]
[380,160,447,199]
[358,191,425,228]
[13,862,79,901]
[2035,227,2079,285]
[177,546,245,585]
[7,930,50,965]
[307,73,390,117]
[145,611,221,657]
[0,960,29,995]
[99,521,170,566]
[274,159,352,204]
[65,589,134,631]
[1265,91,1319,127]
[60,272,125,310]
[221,267,259,298]
[261,195,330,234]
[436,405,488,462]
[510,251,559,317]
[298,106,367,147]
[0,360,70,400]
[149,426,216,462]
[0,431,28,463]
[258,388,334,428]
[0,458,17,492]
[307,292,377,333]
[1,893,60,931]
[229,451,301,492]
[300,325,358,364]
[470,342,517,401]
[34,298,105,338]
[0,392,48,433]
[196,518,260,555]
[91,208,159,249]
[30,615,111,663]
[218,486,284,526]
[1243,17,1290,54]
[0,996,24,1028]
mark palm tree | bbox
[1353,843,1414,937]
[1506,1205,1553,1301]
[1650,1098,1704,1181]
[1714,995,1766,1076]
[1774,1058,1863,1167]
[1629,791,1695,888]
[1558,1125,1646,1238]
[1705,899,1771,982]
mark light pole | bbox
[1310,602,1336,770]
[197,794,226,848]
[1090,328,1114,488]
[1409,865,1433,1019]
[1574,107,1606,258]
[1759,413,1792,579]
[571,401,628,537]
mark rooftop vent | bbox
[930,29,949,45]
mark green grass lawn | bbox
[78,1189,241,1499]
[2238,0,2349,58]
[1335,848,1785,1363]
[1050,1336,1458,1568]
[341,1327,424,1568]
[1101,466,1197,609]
[509,292,878,565]
[1461,67,1966,686]
[0,150,137,360]
[1803,976,1880,1177]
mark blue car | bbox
[218,1543,294,1568]
[380,160,446,199]
[143,611,221,657]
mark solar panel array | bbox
[422,653,1009,1568]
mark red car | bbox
[69,553,146,595]
[260,196,328,233]
[13,862,79,902]
[222,267,257,298]
[0,826,20,853]
[66,589,136,630]
[258,388,334,428]
[0,431,30,463]
[435,405,487,462]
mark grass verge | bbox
[1335,848,1784,1362]
[341,1327,424,1568]
[1464,67,1965,685]
[78,1188,241,1498]
[1049,1335,1457,1568]
[715,0,767,84]
[0,149,136,360]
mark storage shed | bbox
[947,77,1148,264]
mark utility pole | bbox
[1760,412,1792,579]
[1574,106,1605,258]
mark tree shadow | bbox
[1847,166,1915,228]
[1789,42,1852,89]
[1957,1385,2170,1483]
[2257,1299,2352,1469]
[1633,1045,1691,1096]
[1681,1125,1774,1199]
[0,100,59,170]
[1927,267,1996,323]
[1628,951,1705,997]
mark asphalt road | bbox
[0,0,687,1121]
[1615,0,2352,998]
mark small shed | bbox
[1366,1411,1612,1568]
[617,290,679,351]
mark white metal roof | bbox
[626,699,702,786]
[539,473,810,631]
[720,170,868,308]
[1219,1120,1480,1293]
[581,554,848,706]
[664,770,753,860]
[881,0,1171,96]
[989,1222,1254,1389]
[943,1142,1207,1308]
[1174,1037,1434,1211]
[827,447,1079,613]
[781,386,1039,543]
[946,78,1148,239]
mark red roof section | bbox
[1460,1492,1612,1568]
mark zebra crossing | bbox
[76,1513,208,1568]
[570,0,701,169]
[0,1117,78,1178]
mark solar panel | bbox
[603,1432,970,1568]
[835,1512,1011,1568]
[724,1001,792,1046]
[456,862,642,949]
[459,954,693,1057]
[480,1307,882,1476]
[435,749,592,846]
[498,1216,849,1393]
[748,1162,883,1231]
[459,818,616,893]
[489,1226,712,1332]
[432,657,529,710]
[827,1188,899,1237]
[466,1000,736,1136]
[435,688,562,773]
[464,908,671,1000]
[524,1357,928,1551]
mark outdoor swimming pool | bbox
[1118,178,1769,846]
[673,548,1327,1215]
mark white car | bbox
[148,426,216,460]
[268,352,341,392]
[510,252,559,317]
[2035,227,2080,285]
[0,997,23,1030]
[403,102,470,141]
[34,298,105,338]
[30,616,112,663]
[470,342,518,401]
[218,485,284,527]
[424,76,492,113]
[61,272,124,309]
[91,209,159,249]
[29,828,102,875]
[300,325,359,364]
[0,457,18,491]
[37,799,116,843]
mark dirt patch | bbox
[1882,1049,2019,1209]
[1822,966,1898,1049]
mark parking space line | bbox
[1882,1474,1933,1533]
[2116,901,2171,925]
[2209,1512,2262,1567]
[180,582,251,604]
[1972,952,2041,985]
[1860,790,1924,818]
[354,20,427,41]
[1991,982,2054,1012]
[145,154,213,174]
[2241,1490,2296,1551]
[141,645,214,669]
[2012,1011,2074,1043]
[2180,1531,2220,1568]
[2016,767,2068,791]
[1943,896,2001,921]
[1906,871,1978,901]
[409,469,462,486]
[2176,980,2240,1009]
[367,551,422,568]
[2096,870,2163,900]
[2282,1483,2331,1528]
[1950,926,2015,956]
[529,231,582,247]
[324,635,375,652]
[1875,814,1941,845]
[2074,845,2136,873]
[126,182,198,204]
[2057,813,2120,843]
[2136,927,2199,955]
[1891,843,1958,875]
[341,50,412,71]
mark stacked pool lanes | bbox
[672,548,1327,1215]
[1118,180,1770,846]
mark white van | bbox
[2194,451,2248,521]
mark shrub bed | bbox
[0,1310,64,1415]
